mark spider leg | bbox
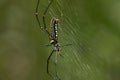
[45,44,52,47]
[47,49,61,80]
[61,44,72,47]
[35,0,42,29]
[35,0,50,35]
[47,49,55,74]
[43,0,53,15]
[54,51,61,80]
[42,0,54,35]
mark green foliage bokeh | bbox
[0,0,120,80]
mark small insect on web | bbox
[34,0,62,79]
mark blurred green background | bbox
[0,0,120,80]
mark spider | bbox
[35,0,61,79]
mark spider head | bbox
[55,18,59,24]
